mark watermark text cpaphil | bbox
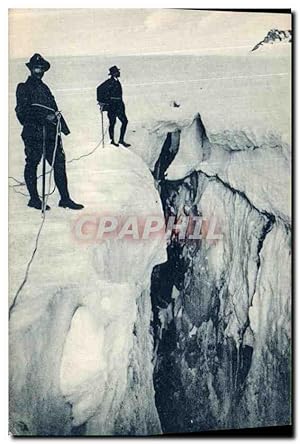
[72,214,223,243]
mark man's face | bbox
[115,70,120,78]
[31,66,45,79]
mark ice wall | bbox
[146,112,291,432]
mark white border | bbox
[1,1,297,442]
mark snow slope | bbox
[9,147,166,435]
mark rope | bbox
[31,103,56,112]
[9,115,61,319]
[9,214,46,319]
[9,111,108,319]
[8,177,24,185]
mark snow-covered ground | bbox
[9,49,291,435]
[9,146,166,435]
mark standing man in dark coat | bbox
[15,53,84,210]
[96,66,131,147]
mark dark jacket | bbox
[15,76,70,141]
[96,77,123,111]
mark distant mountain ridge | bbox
[251,28,292,52]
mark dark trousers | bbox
[107,101,128,142]
[23,136,70,201]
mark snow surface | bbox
[9,146,166,434]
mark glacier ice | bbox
[9,147,166,435]
[9,109,291,435]
[146,112,291,432]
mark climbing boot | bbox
[118,140,131,148]
[28,198,50,211]
[59,198,84,210]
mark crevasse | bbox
[147,113,291,432]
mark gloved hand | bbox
[46,114,56,122]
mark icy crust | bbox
[131,112,291,224]
[10,284,161,435]
[241,220,291,427]
[59,282,138,429]
[87,288,162,436]
[9,147,166,436]
[130,111,210,172]
[199,129,291,225]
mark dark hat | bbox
[108,65,120,76]
[26,53,50,72]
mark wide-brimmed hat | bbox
[108,65,120,76]
[26,53,50,72]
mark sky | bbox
[9,9,291,59]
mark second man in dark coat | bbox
[97,66,131,147]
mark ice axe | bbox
[98,103,105,148]
[41,125,46,214]
[101,109,105,149]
